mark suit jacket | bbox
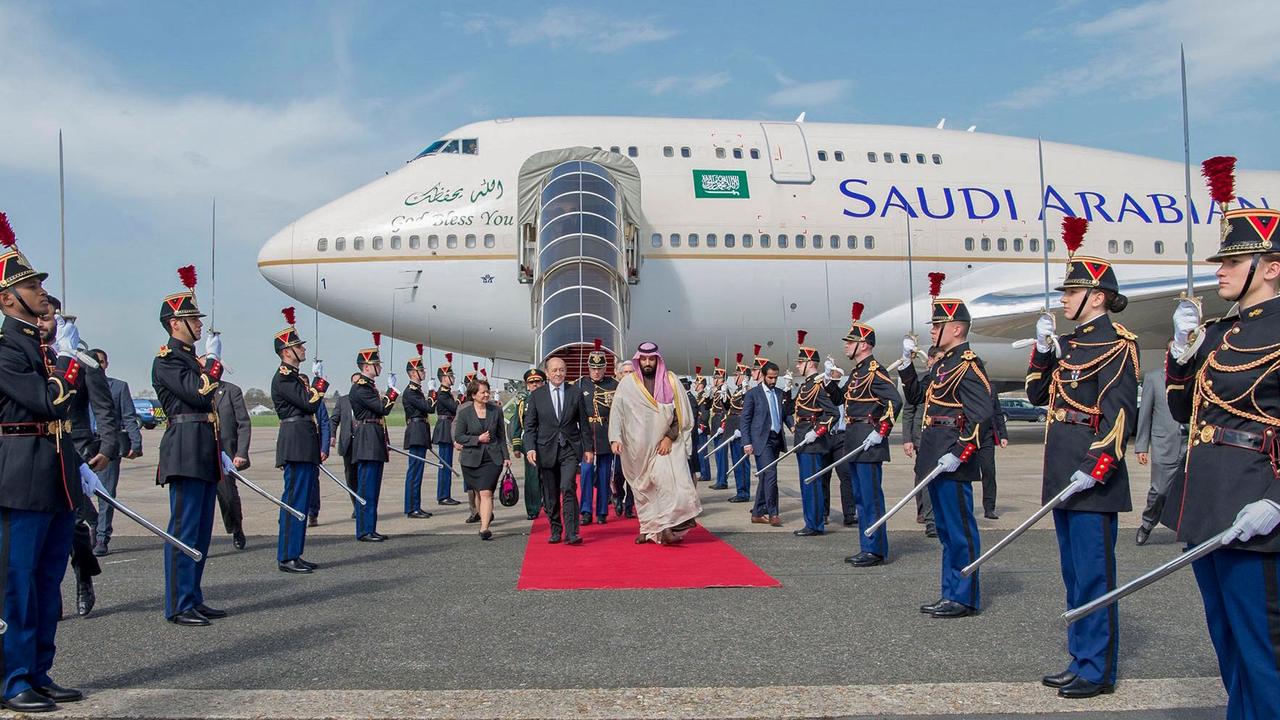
[979,394,1009,445]
[454,401,510,468]
[108,376,143,455]
[59,349,120,463]
[214,380,252,467]
[522,381,587,468]
[1134,369,1186,464]
[316,400,331,455]
[333,393,354,457]
[740,383,791,453]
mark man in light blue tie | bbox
[740,361,790,526]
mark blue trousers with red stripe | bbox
[1053,509,1119,685]
[1,508,74,700]
[278,462,316,563]
[927,475,980,608]
[165,477,217,618]
[852,462,887,557]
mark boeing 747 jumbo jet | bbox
[257,116,1278,386]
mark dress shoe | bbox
[846,552,884,567]
[465,513,481,524]
[350,511,357,519]
[929,599,977,618]
[439,498,461,506]
[308,515,319,527]
[634,534,649,544]
[195,604,227,619]
[548,534,562,544]
[919,598,946,614]
[580,513,592,526]
[232,531,247,550]
[793,528,823,537]
[2,688,57,712]
[480,530,493,540]
[371,532,389,540]
[1135,524,1152,546]
[297,558,318,570]
[624,509,636,519]
[1041,670,1078,688]
[751,515,769,524]
[76,580,95,617]
[916,512,925,524]
[709,484,728,490]
[984,510,1000,520]
[407,510,432,519]
[167,609,210,626]
[768,516,782,527]
[357,534,383,542]
[728,496,750,503]
[842,519,857,527]
[566,535,583,545]
[1057,676,1114,699]
[34,683,83,703]
[527,513,539,521]
[596,515,607,525]
[925,524,938,538]
[92,541,109,557]
[278,559,313,574]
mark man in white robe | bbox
[608,342,702,544]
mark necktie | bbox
[553,385,561,419]
[767,388,780,432]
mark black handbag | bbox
[499,466,519,507]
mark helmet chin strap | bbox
[1233,254,1263,304]
[180,318,198,345]
[1066,291,1089,322]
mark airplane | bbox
[257,116,1279,388]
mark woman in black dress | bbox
[453,379,510,539]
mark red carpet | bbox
[517,514,781,591]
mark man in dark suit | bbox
[331,377,361,516]
[741,361,790,526]
[212,374,251,550]
[523,356,593,544]
[1133,353,1187,545]
[975,394,1009,520]
[91,349,143,556]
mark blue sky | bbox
[2,0,1278,392]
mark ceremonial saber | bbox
[698,428,724,455]
[1011,336,1061,357]
[803,437,872,485]
[224,467,307,522]
[754,436,814,478]
[709,430,740,456]
[94,489,203,561]
[726,449,752,475]
[865,463,946,537]
[387,444,443,469]
[961,483,1078,576]
[1062,528,1231,625]
[318,464,367,506]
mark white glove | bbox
[803,429,819,445]
[428,379,439,392]
[863,429,884,448]
[311,359,325,379]
[936,452,961,473]
[777,373,792,391]
[902,335,918,363]
[823,357,837,379]
[388,372,399,389]
[54,315,80,358]
[1171,299,1201,358]
[1221,499,1280,545]
[78,463,105,498]
[1061,469,1098,500]
[220,451,236,474]
[1034,313,1057,354]
[205,332,223,360]
[729,429,741,441]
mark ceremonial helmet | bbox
[752,343,770,369]
[734,352,749,374]
[1055,217,1123,293]
[842,301,876,346]
[463,361,479,385]
[355,332,381,367]
[0,212,49,291]
[523,367,546,383]
[1201,157,1280,261]
[160,265,206,323]
[795,330,819,364]
[927,272,972,324]
[587,338,609,369]
[712,357,726,378]
[437,352,454,380]
[406,343,425,374]
[274,307,305,354]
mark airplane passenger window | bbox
[964,237,974,251]
[335,237,345,251]
[864,235,875,249]
[317,238,328,252]
[1107,239,1119,254]
[813,234,823,249]
[899,153,910,164]
[997,237,1007,252]
[733,148,743,159]
[461,139,478,155]
[867,152,878,162]
[742,233,753,248]
[847,235,857,249]
[817,151,827,162]
[353,236,365,250]
[724,233,735,248]
[688,233,699,248]
[706,233,717,247]
[1123,240,1134,254]
[777,234,788,249]
[428,235,439,249]
[750,148,760,159]
[372,236,384,250]
[441,140,460,154]
[483,234,495,248]
[610,146,620,154]
[980,237,990,251]
[1013,237,1023,252]
[651,233,662,247]
[715,148,726,159]
[883,152,894,163]
[391,235,402,250]
[628,146,638,157]
[409,235,421,249]
[465,234,477,249]
[834,151,845,162]
[1154,240,1165,254]
[795,234,806,248]
[669,233,681,248]
[680,147,691,158]
[664,146,674,157]
[932,154,943,164]
[759,234,770,248]
[916,153,926,164]
[447,234,458,249]
[1029,238,1039,253]
[1047,239,1056,253]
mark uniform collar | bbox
[408,381,421,391]
[1241,294,1280,322]
[278,362,296,375]
[943,341,970,360]
[2,314,40,343]
[168,336,195,355]
[1074,313,1115,337]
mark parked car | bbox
[1000,397,1047,423]
[134,399,160,430]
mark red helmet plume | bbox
[850,301,864,322]
[753,343,762,356]
[480,368,487,378]
[713,357,721,368]
[928,272,946,297]
[281,306,296,325]
[1061,217,1088,255]
[736,352,743,364]
[472,361,479,371]
[372,332,381,346]
[415,343,424,356]
[796,329,808,346]
[0,212,15,249]
[593,338,602,350]
[695,365,702,374]
[177,265,197,289]
[444,352,453,363]
[1202,156,1237,206]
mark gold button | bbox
[1071,381,1078,388]
[1232,327,1241,334]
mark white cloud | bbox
[766,79,851,108]
[638,71,729,96]
[993,0,1280,110]
[453,7,678,53]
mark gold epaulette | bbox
[961,350,977,361]
[354,376,369,385]
[278,365,293,376]
[1113,323,1138,341]
[157,345,171,358]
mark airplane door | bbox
[760,123,814,184]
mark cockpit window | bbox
[461,139,478,154]
[411,138,479,161]
[441,140,460,154]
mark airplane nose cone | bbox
[258,223,294,294]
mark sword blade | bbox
[754,437,811,478]
[698,430,724,455]
[1063,528,1229,624]
[803,438,872,485]
[709,431,739,456]
[94,489,203,561]
[961,483,1075,577]
[726,451,751,474]
[865,464,943,537]
[387,444,443,468]
[318,463,367,506]
[227,467,307,522]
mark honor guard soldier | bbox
[721,355,752,501]
[792,331,838,536]
[577,340,618,525]
[707,359,730,488]
[350,333,396,541]
[1164,157,1280,717]
[690,366,711,482]
[899,274,995,618]
[1026,219,1137,698]
[153,265,226,626]
[433,353,460,506]
[841,302,903,567]
[510,367,546,519]
[0,214,86,711]
[271,307,328,574]
[401,344,434,519]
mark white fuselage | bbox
[257,116,1278,381]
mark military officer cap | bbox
[795,330,819,363]
[523,367,546,383]
[1054,217,1124,294]
[926,271,972,324]
[587,338,609,369]
[0,212,49,291]
[1200,156,1280,261]
[356,332,381,367]
[274,306,306,354]
[437,352,453,380]
[842,301,876,346]
[406,343,425,373]
[160,265,206,323]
